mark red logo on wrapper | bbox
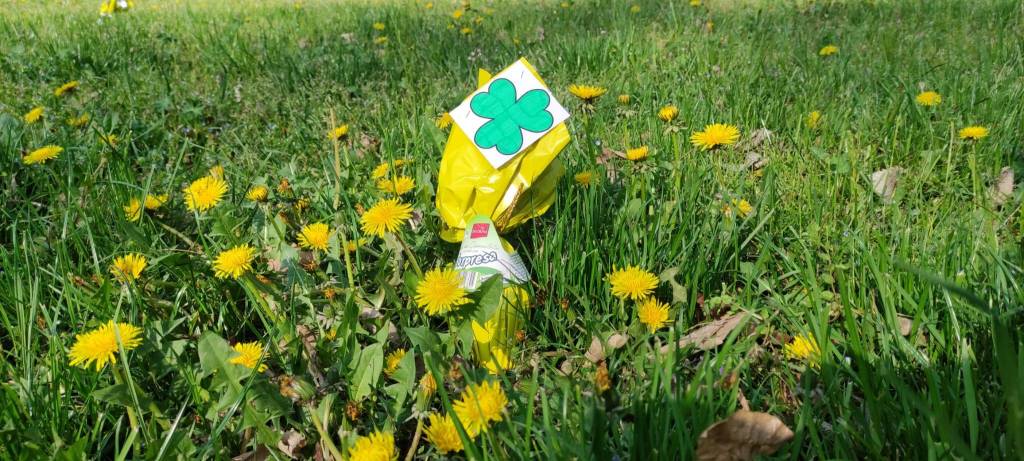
[470,223,490,239]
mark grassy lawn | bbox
[2,0,1022,459]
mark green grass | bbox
[2,0,1023,459]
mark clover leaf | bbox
[470,78,554,155]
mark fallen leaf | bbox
[870,167,903,202]
[585,333,629,363]
[596,147,624,184]
[267,258,286,274]
[696,410,794,461]
[738,128,773,153]
[741,152,769,170]
[277,430,307,459]
[408,209,424,231]
[897,314,913,336]
[989,166,1014,207]
[296,325,326,389]
[233,446,270,461]
[356,133,380,158]
[662,313,745,354]
[558,358,576,376]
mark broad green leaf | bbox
[349,342,384,401]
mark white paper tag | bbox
[449,59,570,170]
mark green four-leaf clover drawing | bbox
[470,78,554,155]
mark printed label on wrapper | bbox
[454,215,529,290]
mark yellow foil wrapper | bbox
[436,58,571,242]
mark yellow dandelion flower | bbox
[658,105,679,122]
[183,176,228,212]
[329,124,349,140]
[418,373,437,398]
[98,134,118,146]
[373,36,389,45]
[574,171,595,187]
[110,253,147,283]
[246,185,269,202]
[915,91,941,107]
[453,380,508,436]
[959,125,988,140]
[385,349,406,375]
[345,237,368,253]
[208,165,224,179]
[68,321,143,371]
[23,106,44,124]
[348,430,397,461]
[68,113,91,128]
[22,145,62,165]
[228,341,267,372]
[372,22,385,30]
[637,298,670,333]
[784,334,822,368]
[54,80,79,97]
[690,0,701,5]
[460,27,473,35]
[452,8,464,19]
[371,162,391,179]
[435,112,453,129]
[568,84,607,103]
[297,222,331,251]
[722,198,753,218]
[415,268,469,315]
[630,4,640,13]
[213,244,257,279]
[425,413,465,454]
[617,94,631,104]
[691,124,741,150]
[625,146,649,161]
[819,44,839,56]
[424,2,433,9]
[607,265,659,300]
[376,176,415,195]
[805,110,822,129]
[144,194,168,210]
[483,347,511,375]
[124,198,143,222]
[560,1,570,8]
[359,199,412,237]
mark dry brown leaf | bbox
[696,410,794,461]
[558,358,576,376]
[738,128,773,153]
[989,166,1014,207]
[277,430,307,459]
[742,152,769,170]
[355,133,380,158]
[296,325,326,389]
[662,313,746,354]
[233,445,270,461]
[897,314,913,336]
[596,147,624,184]
[585,333,629,363]
[870,167,903,202]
